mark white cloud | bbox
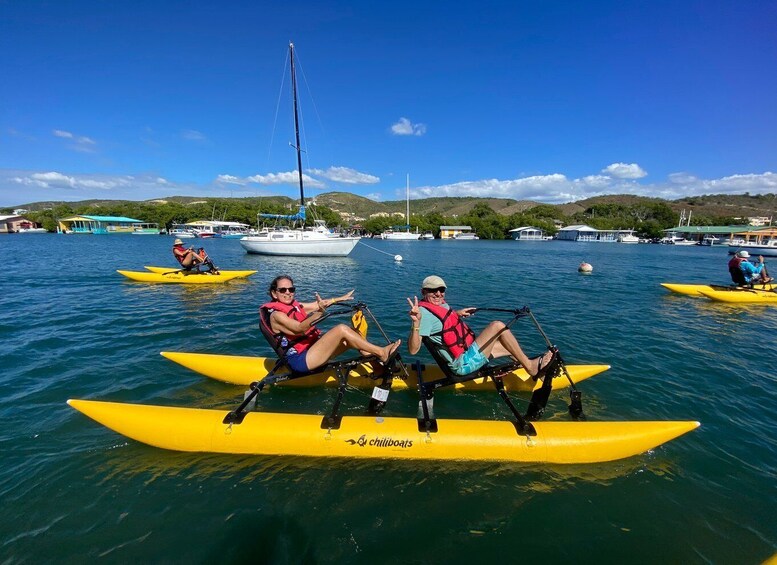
[410,170,777,204]
[580,175,613,188]
[53,129,97,153]
[2,165,776,208]
[19,171,130,190]
[308,166,380,184]
[602,162,647,179]
[181,129,207,142]
[668,172,698,184]
[216,174,246,185]
[219,171,327,189]
[391,117,427,136]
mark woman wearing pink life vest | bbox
[406,275,553,377]
[262,275,401,374]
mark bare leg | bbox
[474,321,552,376]
[304,324,400,371]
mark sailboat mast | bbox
[406,174,410,227]
[290,42,305,206]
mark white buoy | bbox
[578,262,593,273]
[394,254,403,262]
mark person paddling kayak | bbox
[261,275,400,374]
[172,239,218,274]
[406,275,554,377]
[728,251,772,286]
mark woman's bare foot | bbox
[380,340,401,363]
[529,349,554,377]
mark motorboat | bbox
[131,222,161,235]
[169,224,196,239]
[727,228,777,256]
[618,233,639,244]
[659,234,698,246]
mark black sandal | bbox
[532,349,560,381]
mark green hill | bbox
[6,191,776,224]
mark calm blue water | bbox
[1,234,775,563]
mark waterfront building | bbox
[439,225,474,239]
[57,215,144,234]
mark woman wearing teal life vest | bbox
[406,275,553,376]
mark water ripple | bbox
[1,237,776,561]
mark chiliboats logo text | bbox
[345,434,414,449]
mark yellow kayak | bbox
[144,266,258,278]
[117,269,256,284]
[697,287,777,304]
[160,351,610,392]
[661,282,775,296]
[68,399,700,464]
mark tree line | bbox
[16,199,739,239]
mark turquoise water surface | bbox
[1,234,775,563]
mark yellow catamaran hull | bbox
[697,287,777,304]
[160,351,610,392]
[117,270,257,284]
[661,282,775,297]
[144,266,258,278]
[68,399,699,464]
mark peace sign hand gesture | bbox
[407,296,421,324]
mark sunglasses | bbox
[423,287,446,294]
[275,287,296,294]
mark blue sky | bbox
[1,0,776,207]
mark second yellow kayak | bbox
[697,287,777,304]
[661,282,775,296]
[160,351,610,392]
[118,269,256,284]
[144,266,258,278]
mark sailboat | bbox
[239,43,360,257]
[381,174,421,240]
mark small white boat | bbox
[454,232,479,240]
[18,227,47,233]
[660,235,697,246]
[727,228,777,256]
[381,175,420,240]
[618,233,639,244]
[700,235,720,246]
[169,224,196,238]
[420,232,435,240]
[131,222,161,235]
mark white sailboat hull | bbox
[240,234,360,256]
[382,232,421,240]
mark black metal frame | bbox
[224,302,406,428]
[415,306,585,436]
